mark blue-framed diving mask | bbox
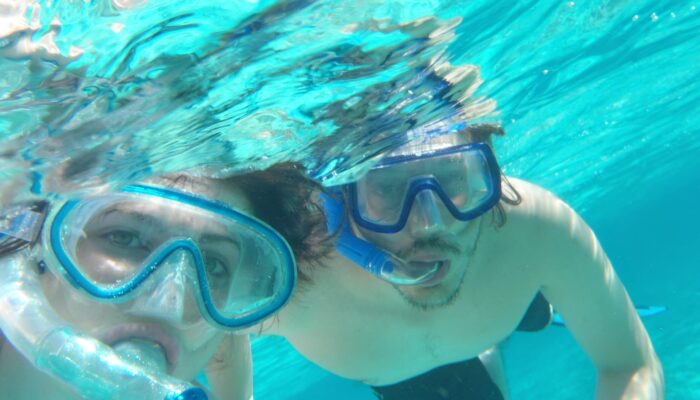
[347,141,501,234]
[324,137,501,286]
[35,184,296,330]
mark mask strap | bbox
[0,201,48,255]
[0,201,47,241]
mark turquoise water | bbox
[1,1,699,399]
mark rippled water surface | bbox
[1,1,699,399]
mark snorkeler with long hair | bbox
[0,173,301,400]
[236,124,664,400]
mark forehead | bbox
[386,132,470,159]
[145,175,254,215]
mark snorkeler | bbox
[0,175,296,400]
[244,127,664,399]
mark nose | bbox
[407,190,447,237]
[126,251,199,325]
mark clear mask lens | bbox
[353,143,499,231]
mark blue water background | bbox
[1,1,698,399]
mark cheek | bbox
[41,273,120,332]
[175,331,224,379]
[361,230,411,254]
[451,219,482,251]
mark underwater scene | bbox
[0,0,698,399]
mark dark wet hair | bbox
[224,163,333,284]
[461,123,521,228]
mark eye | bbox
[444,174,467,189]
[102,230,142,248]
[370,183,403,202]
[203,252,231,280]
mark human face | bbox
[349,135,497,309]
[354,191,484,309]
[40,178,254,380]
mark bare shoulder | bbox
[498,177,600,278]
[502,180,660,383]
[503,177,578,222]
[502,177,597,246]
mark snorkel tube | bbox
[0,209,207,400]
[321,192,439,285]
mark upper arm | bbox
[205,334,253,400]
[525,187,656,373]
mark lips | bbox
[100,323,180,373]
[407,259,451,287]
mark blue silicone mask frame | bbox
[48,184,296,330]
[347,142,502,234]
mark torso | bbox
[269,178,552,385]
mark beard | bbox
[392,219,483,311]
[394,267,467,310]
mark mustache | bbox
[398,237,460,259]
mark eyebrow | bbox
[199,233,240,248]
[100,207,164,229]
[100,206,242,247]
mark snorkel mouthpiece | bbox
[113,339,169,374]
[335,229,440,285]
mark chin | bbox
[398,280,463,310]
[398,258,467,310]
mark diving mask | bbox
[347,141,501,234]
[25,184,295,330]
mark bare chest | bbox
[281,266,538,385]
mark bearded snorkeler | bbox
[246,125,664,399]
[0,174,297,400]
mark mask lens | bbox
[65,197,178,286]
[203,229,287,320]
[351,143,499,231]
[355,167,409,226]
[432,150,493,213]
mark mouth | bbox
[405,259,451,287]
[100,323,180,373]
